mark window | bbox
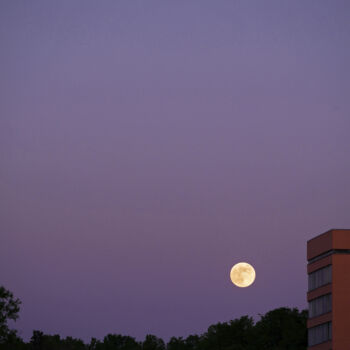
[309,294,332,318]
[308,322,332,346]
[308,265,332,291]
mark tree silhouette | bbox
[184,334,201,350]
[30,330,44,350]
[0,285,22,344]
[0,285,309,350]
[200,316,254,350]
[252,307,308,350]
[99,334,141,350]
[142,335,165,350]
[167,337,186,350]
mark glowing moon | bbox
[230,262,256,288]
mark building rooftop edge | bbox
[307,228,350,244]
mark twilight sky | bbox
[1,0,350,342]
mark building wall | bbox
[308,341,332,350]
[332,230,350,249]
[307,229,350,350]
[307,231,332,261]
[332,254,350,350]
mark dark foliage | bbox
[0,285,308,350]
[252,308,308,350]
[0,286,22,345]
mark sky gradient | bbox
[1,0,350,343]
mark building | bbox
[307,229,350,350]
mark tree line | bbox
[0,285,307,350]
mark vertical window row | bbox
[308,265,332,291]
[308,322,332,346]
[309,294,332,318]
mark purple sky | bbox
[1,0,350,343]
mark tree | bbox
[167,337,186,350]
[200,316,254,350]
[0,286,22,343]
[253,307,308,350]
[62,336,86,350]
[99,334,141,350]
[142,335,165,350]
[88,337,101,350]
[0,330,26,350]
[30,330,44,350]
[184,334,201,350]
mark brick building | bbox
[307,229,350,350]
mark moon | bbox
[230,262,256,288]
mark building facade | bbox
[307,229,350,350]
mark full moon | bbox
[230,262,256,288]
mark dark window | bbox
[308,322,332,346]
[308,265,332,291]
[309,294,332,318]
